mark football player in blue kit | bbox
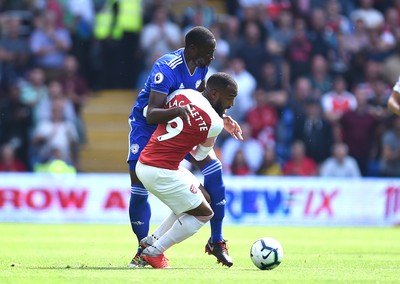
[127,26,242,267]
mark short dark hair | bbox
[185,26,215,48]
[207,72,237,90]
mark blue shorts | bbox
[127,121,156,171]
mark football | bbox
[250,237,284,270]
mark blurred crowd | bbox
[0,0,400,177]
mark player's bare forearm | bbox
[147,90,192,124]
[388,91,400,116]
[146,107,182,124]
[147,104,194,125]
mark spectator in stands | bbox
[182,0,216,32]
[237,2,268,42]
[379,115,400,177]
[356,60,384,100]
[0,15,30,89]
[142,0,175,25]
[321,75,356,117]
[340,85,378,176]
[308,8,334,58]
[285,17,313,83]
[18,67,48,122]
[350,0,384,30]
[325,0,351,34]
[92,0,119,90]
[246,88,278,148]
[283,140,318,176]
[35,80,76,125]
[308,55,333,98]
[258,60,288,108]
[224,0,240,17]
[381,7,398,47]
[266,9,293,68]
[382,27,400,85]
[293,96,334,164]
[223,15,242,57]
[230,148,252,176]
[59,55,90,144]
[29,11,72,80]
[364,28,393,62]
[329,31,352,76]
[67,0,95,88]
[0,143,26,172]
[259,60,290,154]
[368,77,391,120]
[342,17,370,54]
[32,97,79,167]
[288,76,314,118]
[34,146,76,174]
[60,55,89,118]
[321,75,357,140]
[235,20,269,82]
[33,0,64,28]
[319,142,361,177]
[224,55,257,122]
[255,146,283,176]
[112,0,143,89]
[0,83,32,169]
[140,5,181,67]
[221,122,263,174]
[366,77,393,175]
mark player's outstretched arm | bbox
[146,90,193,124]
[388,90,400,116]
[222,114,243,140]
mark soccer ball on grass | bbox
[250,237,284,270]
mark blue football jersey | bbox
[129,48,208,129]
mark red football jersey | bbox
[139,89,223,170]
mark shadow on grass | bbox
[25,266,149,270]
[18,265,244,270]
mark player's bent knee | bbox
[196,212,214,223]
[186,201,213,217]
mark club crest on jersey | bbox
[130,143,140,154]
[195,80,201,89]
[154,72,164,84]
[189,184,198,194]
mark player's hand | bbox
[223,115,243,140]
[180,103,195,126]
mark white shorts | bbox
[136,161,205,215]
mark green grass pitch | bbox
[1,224,399,284]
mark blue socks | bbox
[201,159,225,243]
[129,184,151,248]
